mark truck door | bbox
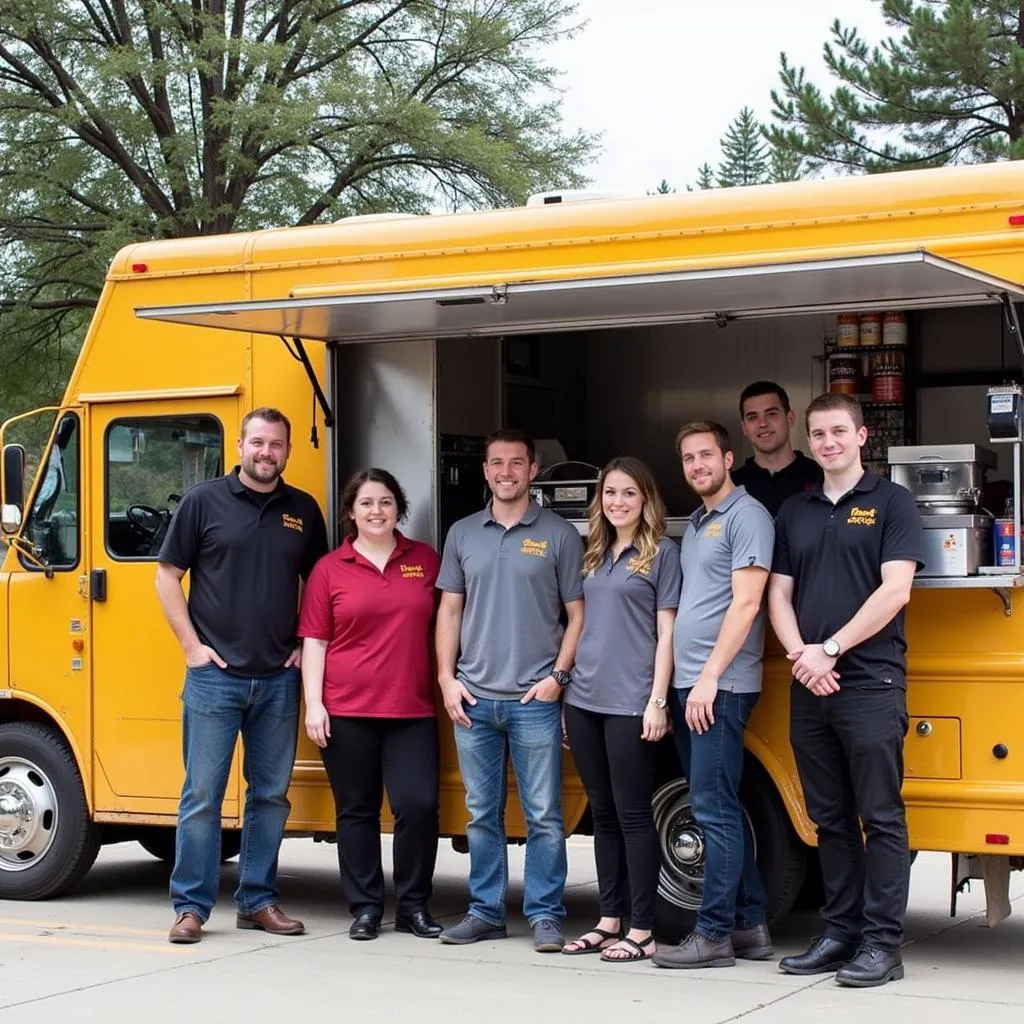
[87,394,240,815]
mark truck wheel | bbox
[651,766,808,943]
[0,722,100,900]
[138,828,242,864]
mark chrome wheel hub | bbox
[0,758,58,871]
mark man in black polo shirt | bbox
[732,381,822,515]
[767,392,923,988]
[156,407,327,945]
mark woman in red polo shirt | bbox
[299,468,441,942]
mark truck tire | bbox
[652,764,808,943]
[138,828,242,864]
[0,722,100,900]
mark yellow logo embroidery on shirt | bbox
[626,556,651,577]
[521,538,549,558]
[847,506,878,527]
[400,563,425,578]
[704,522,722,539]
[281,513,304,533]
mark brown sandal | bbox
[600,935,655,962]
[561,926,624,955]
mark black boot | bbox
[779,936,858,975]
[835,947,904,987]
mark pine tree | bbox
[768,0,1024,172]
[716,108,770,187]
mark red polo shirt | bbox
[297,533,440,718]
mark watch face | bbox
[824,640,839,657]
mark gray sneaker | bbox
[533,918,565,953]
[438,914,507,945]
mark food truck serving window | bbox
[134,250,1024,343]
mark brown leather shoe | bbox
[651,931,736,969]
[169,911,203,944]
[732,923,774,960]
[236,904,305,935]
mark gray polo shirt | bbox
[437,501,585,699]
[568,537,681,716]
[673,486,774,694]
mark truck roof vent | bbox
[526,189,641,207]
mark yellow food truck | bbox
[3,160,1024,939]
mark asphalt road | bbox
[2,840,1023,1022]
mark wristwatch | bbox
[649,696,667,709]
[551,669,572,688]
[822,637,842,658]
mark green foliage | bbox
[768,0,1024,173]
[690,108,804,189]
[648,178,676,194]
[0,0,596,418]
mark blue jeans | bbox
[670,688,767,941]
[170,663,300,921]
[453,697,566,926]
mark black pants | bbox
[563,704,659,929]
[320,716,439,917]
[790,682,910,951]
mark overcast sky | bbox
[546,0,893,193]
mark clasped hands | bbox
[788,643,840,696]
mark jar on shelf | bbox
[837,313,860,348]
[859,313,882,347]
[882,311,907,346]
[871,349,905,403]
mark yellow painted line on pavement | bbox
[0,917,169,938]
[0,932,183,954]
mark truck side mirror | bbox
[2,444,26,534]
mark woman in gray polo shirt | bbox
[561,457,681,963]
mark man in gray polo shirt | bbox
[653,421,775,971]
[435,428,584,952]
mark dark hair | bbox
[484,428,536,464]
[805,392,864,431]
[241,406,291,444]
[739,380,791,416]
[339,468,409,539]
[675,420,733,457]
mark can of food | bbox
[871,350,905,403]
[883,311,907,346]
[829,353,860,394]
[837,313,860,348]
[993,518,1023,566]
[860,313,882,347]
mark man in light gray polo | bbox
[653,420,775,971]
[435,428,584,952]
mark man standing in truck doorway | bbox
[732,381,822,516]
[435,428,585,952]
[768,391,923,988]
[652,421,775,971]
[156,407,328,944]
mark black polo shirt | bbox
[159,468,328,677]
[773,470,923,687]
[731,451,823,516]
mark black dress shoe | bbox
[395,910,443,938]
[349,912,381,941]
[779,935,858,975]
[835,946,904,987]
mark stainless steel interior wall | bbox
[332,339,438,545]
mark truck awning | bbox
[134,250,1024,343]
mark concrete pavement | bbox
[1,840,1023,1022]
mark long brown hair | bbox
[582,456,667,577]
